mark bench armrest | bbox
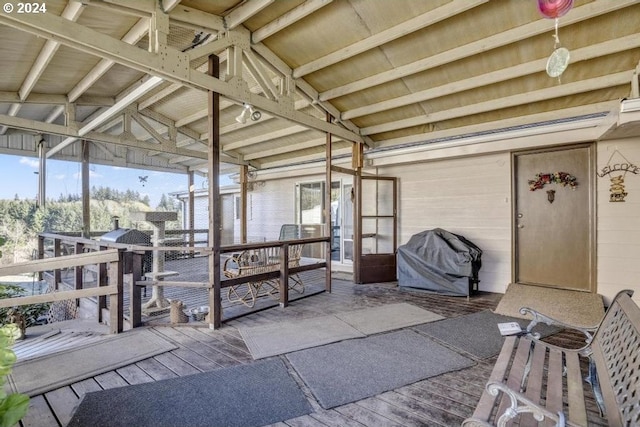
[519,306,598,345]
[465,381,567,427]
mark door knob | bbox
[517,224,524,229]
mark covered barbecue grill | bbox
[397,228,482,296]
[100,226,152,273]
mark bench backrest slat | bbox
[591,291,640,426]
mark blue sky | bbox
[0,154,212,207]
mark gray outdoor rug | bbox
[239,303,443,359]
[413,310,561,359]
[67,358,312,427]
[334,303,444,335]
[239,315,365,359]
[286,329,474,409]
[9,329,177,396]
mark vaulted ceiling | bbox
[0,0,638,176]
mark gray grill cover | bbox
[397,228,482,296]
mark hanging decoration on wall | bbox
[546,189,556,203]
[537,0,574,79]
[529,171,578,192]
[597,148,639,202]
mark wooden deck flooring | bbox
[17,280,600,427]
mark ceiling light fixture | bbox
[235,104,262,124]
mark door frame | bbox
[511,143,597,292]
[354,174,398,284]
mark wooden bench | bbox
[463,289,639,427]
[223,245,304,308]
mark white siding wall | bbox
[596,138,640,305]
[380,154,512,294]
[245,179,296,242]
[238,137,640,304]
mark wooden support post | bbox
[37,235,44,280]
[108,252,123,333]
[325,113,332,293]
[98,246,107,323]
[74,242,83,307]
[240,164,248,244]
[37,138,46,208]
[207,54,222,329]
[279,243,289,307]
[354,142,363,284]
[81,140,90,239]
[130,252,143,327]
[53,238,61,289]
[188,170,195,255]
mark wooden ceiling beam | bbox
[293,0,486,78]
[225,0,274,30]
[321,0,639,101]
[361,71,634,136]
[0,112,207,159]
[0,11,362,143]
[250,42,367,143]
[252,0,332,44]
[243,137,328,160]
[224,125,308,151]
[344,34,640,120]
[0,92,114,106]
[258,146,352,169]
[0,1,85,135]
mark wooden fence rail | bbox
[31,233,330,329]
[0,249,124,334]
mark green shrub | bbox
[0,324,29,426]
[0,285,49,328]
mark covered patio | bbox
[13,281,604,427]
[0,1,639,425]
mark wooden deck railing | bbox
[26,232,330,329]
[0,249,124,333]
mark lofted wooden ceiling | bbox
[0,0,638,176]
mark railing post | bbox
[53,238,62,289]
[279,243,289,308]
[37,235,44,280]
[74,242,83,307]
[130,252,143,328]
[97,246,108,323]
[108,250,124,333]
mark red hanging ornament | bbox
[537,0,574,19]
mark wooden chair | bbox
[223,248,277,308]
[263,244,305,297]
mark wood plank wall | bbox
[243,138,640,304]
[596,138,640,305]
[381,154,512,294]
[245,179,297,242]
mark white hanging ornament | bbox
[546,18,570,79]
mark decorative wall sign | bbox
[598,149,639,202]
[528,172,578,191]
[608,176,627,202]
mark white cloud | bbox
[54,174,66,180]
[19,157,39,168]
[73,171,102,179]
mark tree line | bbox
[0,188,181,265]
